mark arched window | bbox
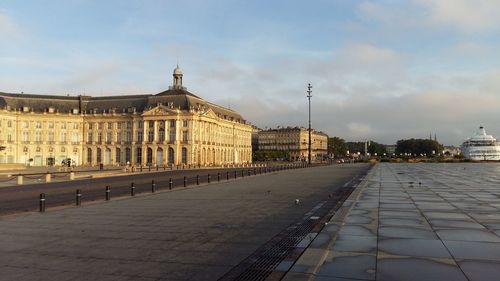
[182,147,188,164]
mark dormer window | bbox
[23,106,29,112]
[48,107,55,113]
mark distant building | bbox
[257,127,328,161]
[0,66,252,166]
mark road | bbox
[0,165,291,216]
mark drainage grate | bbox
[218,173,366,281]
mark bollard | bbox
[131,182,135,196]
[248,169,251,176]
[156,166,159,171]
[140,166,143,172]
[217,172,220,182]
[208,174,211,183]
[17,175,23,185]
[184,176,187,187]
[45,173,51,183]
[169,178,173,189]
[196,175,200,185]
[106,186,110,201]
[69,172,75,180]
[254,168,256,175]
[148,166,151,172]
[39,193,46,212]
[76,189,81,206]
[234,171,237,179]
[242,170,244,178]
[151,180,156,193]
[227,171,230,180]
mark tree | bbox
[328,137,347,157]
[395,138,443,156]
[368,141,387,155]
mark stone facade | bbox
[0,66,252,167]
[257,127,328,161]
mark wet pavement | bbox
[0,163,369,281]
[284,163,500,281]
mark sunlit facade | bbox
[0,66,252,166]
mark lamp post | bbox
[306,83,312,164]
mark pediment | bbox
[142,105,178,116]
[202,108,218,119]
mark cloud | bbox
[0,12,16,34]
[416,0,500,33]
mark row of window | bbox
[22,146,78,153]
[0,120,80,130]
[86,131,190,143]
[20,131,79,142]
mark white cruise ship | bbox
[461,126,500,161]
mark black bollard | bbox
[184,176,187,187]
[254,168,256,175]
[234,170,237,179]
[39,193,46,212]
[242,170,244,178]
[227,171,230,180]
[196,175,199,185]
[140,166,143,172]
[248,169,251,176]
[106,186,110,201]
[169,178,173,189]
[131,182,135,196]
[151,180,156,193]
[208,174,211,183]
[76,189,81,206]
[217,172,220,182]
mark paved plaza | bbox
[284,163,500,281]
[0,164,368,281]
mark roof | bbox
[0,88,245,121]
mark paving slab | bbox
[0,164,369,281]
[284,163,500,281]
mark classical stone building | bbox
[0,66,253,167]
[257,127,328,161]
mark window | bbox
[35,122,42,129]
[88,123,93,130]
[7,134,12,142]
[106,132,112,143]
[170,120,176,128]
[137,132,143,142]
[22,121,29,129]
[61,122,66,129]
[117,122,122,129]
[159,130,165,142]
[107,122,112,130]
[138,121,143,129]
[148,130,154,142]
[126,132,131,142]
[48,132,54,142]
[61,147,66,153]
[72,132,79,142]
[35,132,42,142]
[169,130,176,143]
[7,120,11,128]
[48,122,54,129]
[98,122,103,130]
[98,132,102,143]
[127,121,132,129]
[87,132,93,142]
[22,132,29,142]
[148,121,154,128]
[23,147,28,153]
[117,132,122,142]
[182,131,188,142]
[60,132,67,142]
[183,120,188,127]
[73,122,78,130]
[136,148,142,164]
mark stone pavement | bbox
[284,163,500,281]
[0,163,369,281]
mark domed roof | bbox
[173,64,183,75]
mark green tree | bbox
[368,141,387,156]
[328,137,347,157]
[395,139,443,156]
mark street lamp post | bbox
[307,83,312,164]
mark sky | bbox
[2,0,500,145]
